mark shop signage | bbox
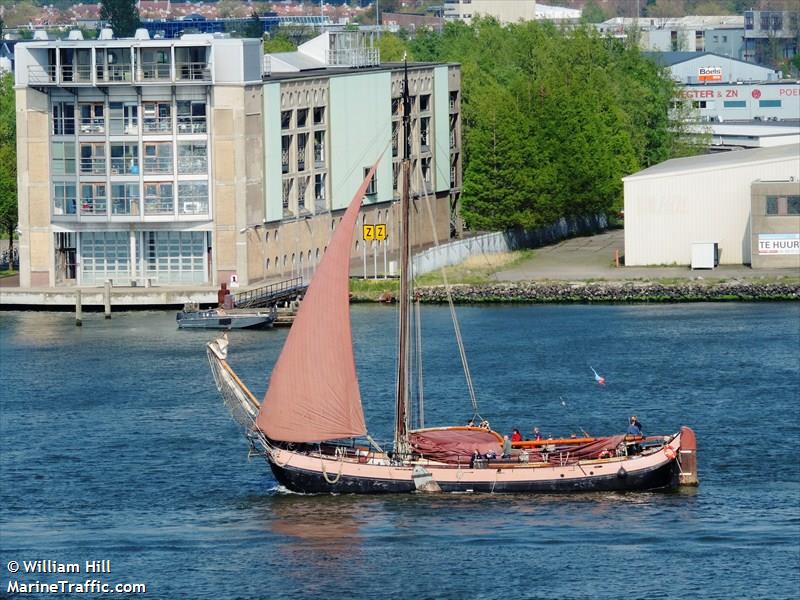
[758,233,800,255]
[698,66,722,81]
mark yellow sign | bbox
[363,224,388,241]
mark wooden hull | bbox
[266,434,687,495]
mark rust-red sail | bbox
[255,164,379,442]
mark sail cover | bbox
[256,163,380,442]
[410,429,503,464]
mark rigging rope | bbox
[414,169,481,421]
[321,446,345,485]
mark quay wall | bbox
[413,215,608,275]
[0,288,217,309]
[414,281,800,303]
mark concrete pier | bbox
[75,289,82,326]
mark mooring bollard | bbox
[104,279,111,319]
[75,289,82,326]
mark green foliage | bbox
[242,11,264,40]
[0,73,17,253]
[408,19,694,231]
[376,33,410,62]
[100,0,140,38]
[263,34,297,54]
[581,0,607,23]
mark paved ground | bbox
[496,229,796,281]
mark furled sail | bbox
[256,162,380,442]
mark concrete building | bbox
[598,16,745,58]
[744,9,799,67]
[677,81,800,124]
[14,31,461,289]
[443,1,579,26]
[623,144,800,267]
[749,179,800,269]
[646,51,778,85]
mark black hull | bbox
[268,458,680,495]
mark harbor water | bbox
[1,303,799,599]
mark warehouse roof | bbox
[623,144,800,181]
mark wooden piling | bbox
[104,280,111,319]
[75,289,82,326]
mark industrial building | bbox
[443,1,580,25]
[623,144,800,268]
[13,31,461,289]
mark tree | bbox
[581,0,607,23]
[242,11,264,40]
[263,34,297,54]
[376,32,410,62]
[100,0,141,38]
[0,73,17,265]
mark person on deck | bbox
[532,427,542,441]
[627,416,643,436]
[501,435,512,459]
[511,429,522,443]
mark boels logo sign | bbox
[698,66,722,82]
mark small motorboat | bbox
[177,307,276,330]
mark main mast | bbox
[394,60,412,458]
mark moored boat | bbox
[178,307,275,330]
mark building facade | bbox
[14,32,462,289]
[623,145,800,267]
[743,10,799,67]
[749,179,800,269]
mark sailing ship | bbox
[207,65,698,494]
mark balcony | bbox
[79,119,105,135]
[144,198,174,215]
[111,197,140,216]
[143,157,173,175]
[80,200,107,216]
[97,63,133,83]
[142,117,172,135]
[176,62,210,81]
[177,117,207,134]
[80,157,106,176]
[27,65,56,84]
[138,62,171,82]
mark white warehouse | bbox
[623,144,800,267]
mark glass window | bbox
[144,183,174,215]
[421,157,431,185]
[363,167,376,196]
[53,102,75,135]
[282,136,291,174]
[110,143,139,175]
[297,108,308,128]
[281,110,292,129]
[420,117,431,150]
[143,231,205,284]
[80,143,106,175]
[79,103,105,134]
[143,102,172,133]
[788,196,800,215]
[420,94,431,112]
[759,99,781,108]
[178,182,208,215]
[766,197,779,215]
[298,177,309,211]
[282,179,293,215]
[723,100,747,108]
[108,102,138,135]
[178,142,207,174]
[313,107,325,125]
[51,142,76,175]
[53,183,77,215]
[111,183,140,216]
[80,183,107,215]
[79,232,130,285]
[177,100,207,134]
[144,142,173,174]
[297,133,307,172]
[314,131,325,166]
[314,173,326,211]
